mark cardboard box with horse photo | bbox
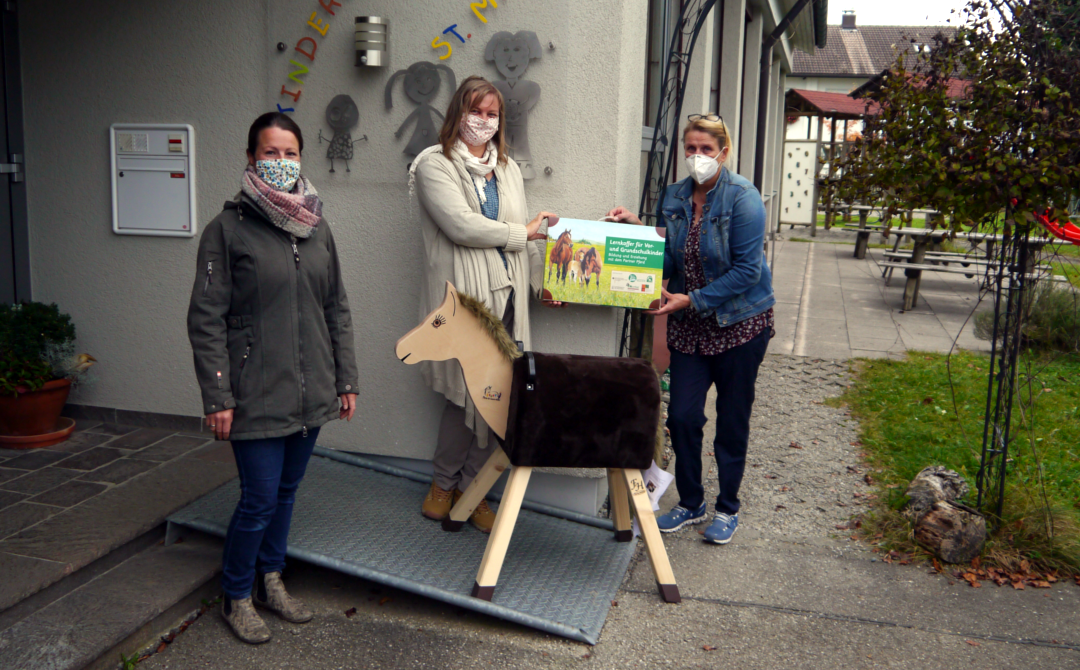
[542,218,666,309]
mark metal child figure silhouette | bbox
[385,61,457,157]
[318,94,367,173]
[485,31,542,179]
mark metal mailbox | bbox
[110,124,197,237]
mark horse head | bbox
[557,229,572,248]
[396,282,465,365]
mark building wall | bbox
[20,0,648,460]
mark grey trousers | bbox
[432,295,515,492]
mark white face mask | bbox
[460,113,499,146]
[685,153,720,184]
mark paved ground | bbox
[137,353,1080,670]
[0,423,235,612]
[771,234,992,359]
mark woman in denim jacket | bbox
[606,115,774,545]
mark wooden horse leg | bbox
[622,468,681,603]
[444,447,511,532]
[471,465,532,601]
[607,468,632,542]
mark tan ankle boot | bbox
[470,499,496,533]
[422,481,454,520]
[254,572,313,623]
[223,597,272,644]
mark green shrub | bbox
[0,302,77,396]
[975,282,1080,354]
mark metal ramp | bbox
[166,447,636,644]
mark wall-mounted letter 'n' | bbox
[471,0,498,24]
[432,36,451,60]
[308,11,329,36]
[280,86,302,102]
[295,37,317,62]
[288,60,309,84]
[319,0,341,15]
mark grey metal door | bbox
[0,1,29,304]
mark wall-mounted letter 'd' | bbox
[486,31,542,179]
[471,0,499,24]
[431,36,452,60]
[385,61,457,156]
[295,37,318,62]
[318,94,366,173]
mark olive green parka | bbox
[187,194,358,441]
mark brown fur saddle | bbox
[502,352,660,470]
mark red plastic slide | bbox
[1034,210,1080,245]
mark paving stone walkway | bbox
[0,422,235,611]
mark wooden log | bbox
[913,500,987,565]
[905,465,969,518]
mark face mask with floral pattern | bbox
[255,159,301,192]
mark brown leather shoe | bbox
[422,481,454,520]
[470,498,496,533]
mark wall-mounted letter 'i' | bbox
[319,0,341,14]
[281,86,302,102]
[308,11,329,36]
[295,37,317,62]
[471,0,498,23]
[432,36,451,60]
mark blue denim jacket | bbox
[661,167,775,326]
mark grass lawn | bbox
[835,350,1080,573]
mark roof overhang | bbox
[786,0,828,54]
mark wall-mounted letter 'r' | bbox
[471,0,498,24]
[280,86,302,102]
[308,11,329,36]
[288,60,310,84]
[319,0,341,15]
[295,37,317,62]
[432,36,451,60]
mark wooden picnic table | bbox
[881,228,1046,311]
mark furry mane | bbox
[456,291,523,362]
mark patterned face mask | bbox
[255,159,301,192]
[460,113,499,146]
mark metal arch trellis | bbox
[619,0,718,357]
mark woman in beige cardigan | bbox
[410,76,556,531]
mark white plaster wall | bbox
[21,0,647,460]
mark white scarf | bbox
[451,140,498,204]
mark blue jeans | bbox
[667,328,769,515]
[221,428,319,600]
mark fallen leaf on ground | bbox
[611,600,618,607]
[789,441,803,449]
[379,597,392,605]
[765,474,778,479]
[780,486,792,492]
[1032,581,1052,589]
[965,640,980,647]
[846,466,860,474]
[812,440,819,445]
[703,645,717,651]
[922,397,934,405]
[864,473,874,485]
[1012,581,1026,590]
[776,505,787,511]
[344,607,357,618]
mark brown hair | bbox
[684,116,734,156]
[438,76,509,165]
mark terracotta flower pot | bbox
[0,378,74,448]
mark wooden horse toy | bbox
[395,282,680,604]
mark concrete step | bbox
[0,530,222,670]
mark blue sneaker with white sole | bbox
[703,512,738,544]
[656,503,708,533]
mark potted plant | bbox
[0,302,96,449]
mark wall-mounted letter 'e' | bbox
[308,11,329,36]
[432,36,451,60]
[288,60,309,84]
[295,37,317,62]
[471,0,498,24]
[319,0,341,15]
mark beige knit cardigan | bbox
[413,150,544,438]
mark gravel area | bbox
[673,354,872,543]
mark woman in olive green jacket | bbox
[187,112,358,645]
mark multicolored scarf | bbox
[241,165,323,239]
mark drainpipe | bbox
[753,0,816,191]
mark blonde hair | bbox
[684,117,734,155]
[438,76,509,165]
